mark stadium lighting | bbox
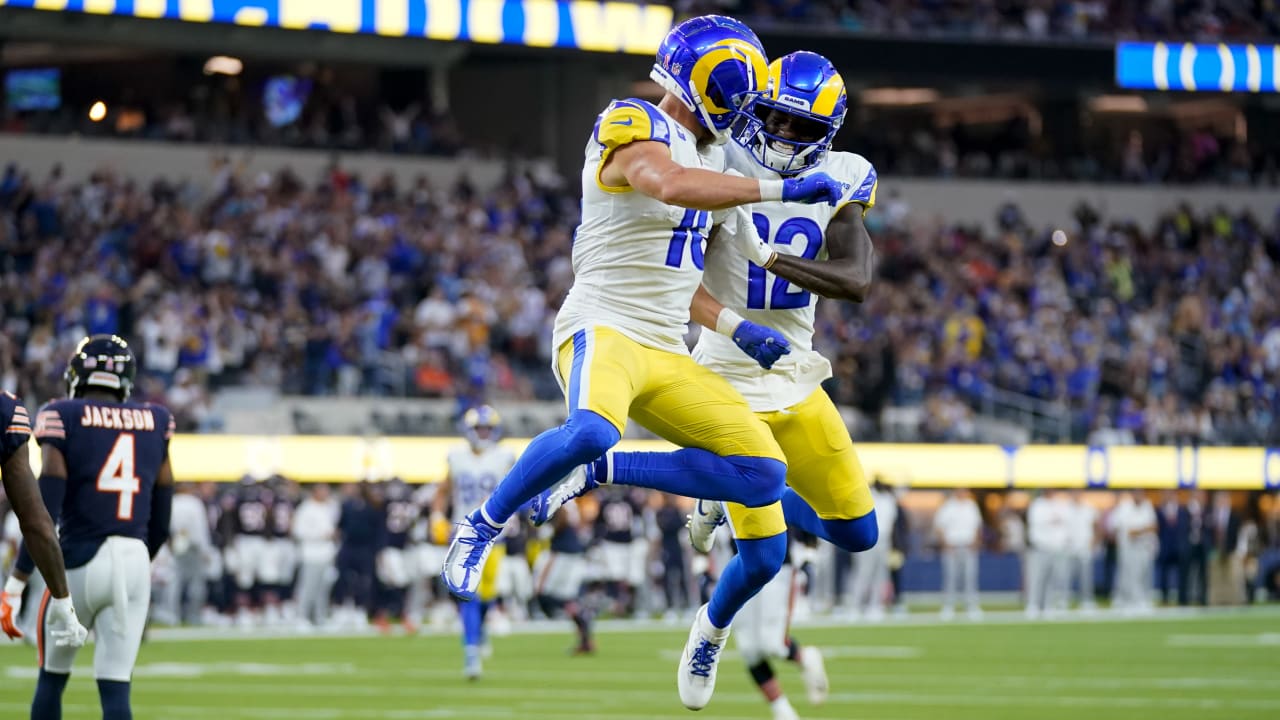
[1089,95,1148,113]
[860,88,940,106]
[88,101,107,122]
[204,56,244,76]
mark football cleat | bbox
[798,645,829,706]
[464,645,483,681]
[677,604,731,710]
[530,465,598,527]
[440,513,502,601]
[686,499,726,554]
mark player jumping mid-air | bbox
[690,49,880,717]
[3,335,176,720]
[441,15,847,709]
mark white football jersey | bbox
[694,144,877,412]
[554,98,726,358]
[446,444,516,525]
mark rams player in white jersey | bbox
[688,51,881,715]
[432,406,515,680]
[441,15,845,710]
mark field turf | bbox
[2,609,1278,720]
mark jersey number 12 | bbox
[98,433,141,521]
[746,214,823,310]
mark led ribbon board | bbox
[0,0,674,54]
[1116,41,1280,92]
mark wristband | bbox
[3,576,26,597]
[48,595,73,608]
[715,307,745,337]
[758,179,784,202]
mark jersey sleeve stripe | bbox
[5,425,29,435]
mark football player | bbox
[0,391,88,648]
[374,479,419,633]
[532,500,594,655]
[687,49,880,593]
[442,16,845,709]
[4,335,175,720]
[432,405,515,680]
[682,50,880,713]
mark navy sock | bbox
[781,490,878,552]
[609,451,786,508]
[31,669,69,720]
[97,679,132,720]
[460,599,484,647]
[481,410,619,524]
[707,532,788,628]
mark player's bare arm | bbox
[765,203,876,302]
[690,284,791,370]
[148,457,176,558]
[1,444,71,598]
[601,140,767,210]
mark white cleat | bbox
[530,465,598,527]
[798,645,829,706]
[771,697,802,720]
[677,604,730,710]
[686,500,725,554]
[464,645,483,681]
[440,513,502,601]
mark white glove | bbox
[45,596,89,648]
[723,206,777,268]
[0,576,24,639]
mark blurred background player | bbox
[1025,489,1071,618]
[594,486,645,615]
[0,390,88,649]
[934,487,983,620]
[5,334,174,720]
[683,49,881,627]
[1109,489,1157,613]
[433,405,515,679]
[334,482,381,628]
[162,482,213,625]
[731,533,828,720]
[493,18,846,708]
[846,480,897,620]
[292,483,340,630]
[265,479,299,625]
[1066,489,1099,611]
[374,479,419,633]
[228,479,269,626]
[532,501,594,655]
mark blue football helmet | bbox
[462,405,502,451]
[650,15,769,145]
[736,51,847,175]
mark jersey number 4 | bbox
[747,214,823,310]
[98,433,141,521]
[664,209,712,270]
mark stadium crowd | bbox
[678,0,1280,41]
[2,160,1277,444]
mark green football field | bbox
[2,609,1278,720]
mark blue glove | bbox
[782,172,846,206]
[731,320,792,370]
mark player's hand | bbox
[782,172,846,206]
[45,596,88,648]
[731,320,792,370]
[1,577,26,640]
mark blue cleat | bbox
[529,465,599,527]
[440,512,502,601]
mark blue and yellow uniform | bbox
[553,96,786,538]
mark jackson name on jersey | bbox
[554,98,728,361]
[694,142,877,412]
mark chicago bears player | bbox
[0,391,88,649]
[432,406,515,680]
[374,480,419,633]
[5,334,175,720]
[442,16,845,709]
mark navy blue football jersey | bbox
[383,499,418,549]
[33,398,174,567]
[270,496,294,539]
[0,391,32,464]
